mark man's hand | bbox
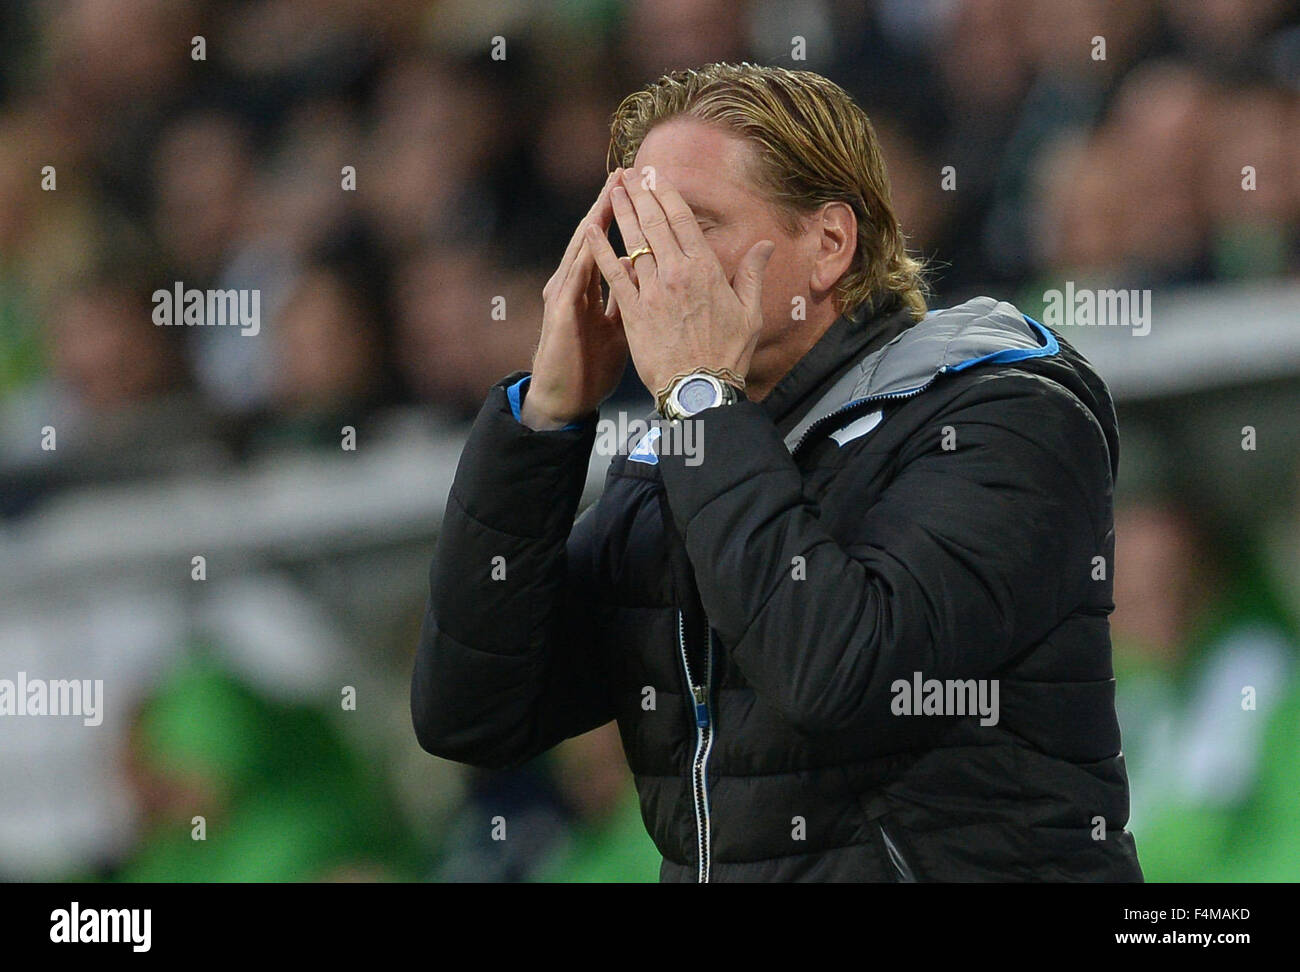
[523,171,633,431]
[585,169,775,399]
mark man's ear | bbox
[809,201,857,298]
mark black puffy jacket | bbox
[412,295,1144,882]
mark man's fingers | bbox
[604,276,618,320]
[734,239,777,318]
[609,185,659,278]
[561,238,595,299]
[618,174,680,268]
[649,174,709,258]
[586,222,639,310]
[587,253,603,309]
[604,257,637,318]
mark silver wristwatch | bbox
[660,371,742,420]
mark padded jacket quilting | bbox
[412,296,1144,882]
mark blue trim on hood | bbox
[947,315,1059,373]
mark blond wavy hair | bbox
[608,62,928,321]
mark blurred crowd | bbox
[3,0,1298,499]
[0,0,1298,882]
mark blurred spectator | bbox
[393,247,541,418]
[1162,0,1295,72]
[1104,63,1213,285]
[1111,496,1300,881]
[0,273,223,518]
[530,722,662,883]
[242,262,387,452]
[113,651,424,881]
[360,57,508,253]
[430,723,660,883]
[46,282,182,412]
[1203,84,1298,280]
[150,112,256,284]
[622,0,751,79]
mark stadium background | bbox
[0,0,1298,882]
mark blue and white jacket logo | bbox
[830,409,884,446]
[628,426,662,465]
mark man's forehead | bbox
[631,118,754,207]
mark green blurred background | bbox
[0,0,1298,882]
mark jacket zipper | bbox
[668,372,945,881]
[790,372,947,457]
[877,820,918,882]
[677,609,715,883]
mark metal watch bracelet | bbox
[654,367,746,417]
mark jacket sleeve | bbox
[411,375,614,769]
[654,372,1109,737]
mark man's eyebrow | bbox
[685,203,722,221]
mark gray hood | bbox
[783,297,1060,452]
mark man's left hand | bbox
[585,168,776,398]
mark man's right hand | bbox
[521,169,633,430]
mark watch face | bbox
[677,376,720,414]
